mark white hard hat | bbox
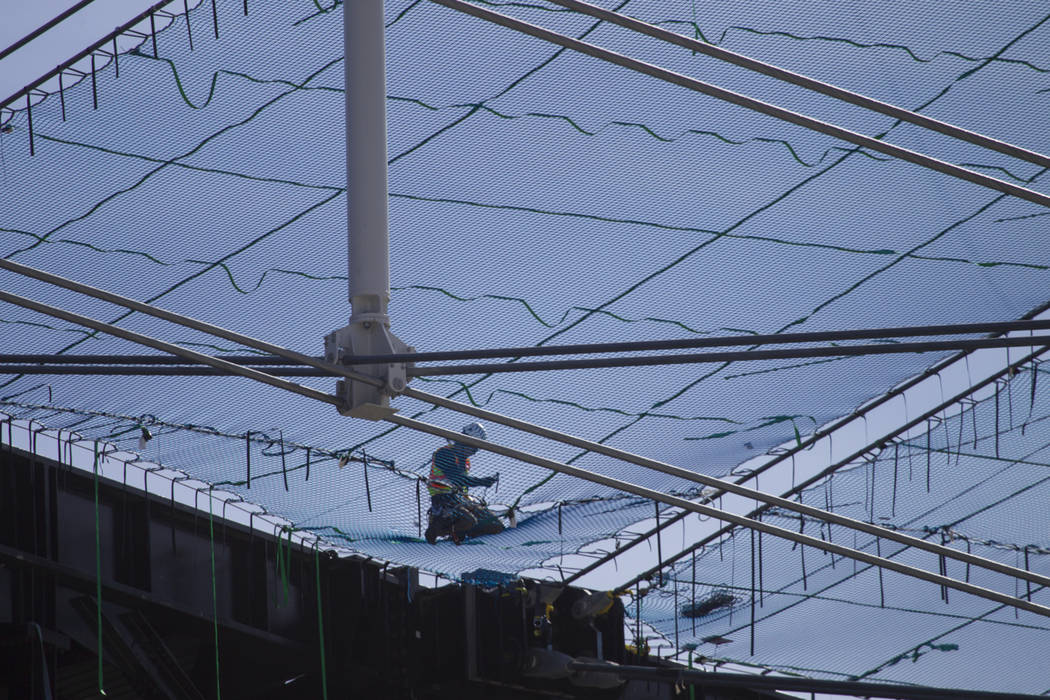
[461,422,487,441]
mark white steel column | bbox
[326,0,412,419]
[346,0,390,320]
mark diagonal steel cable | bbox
[386,413,1050,619]
[428,0,1050,210]
[544,0,1050,169]
[4,258,1050,595]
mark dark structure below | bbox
[3,442,1036,700]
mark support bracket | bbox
[325,320,413,420]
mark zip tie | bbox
[112,36,118,78]
[415,480,422,538]
[279,429,288,491]
[150,13,158,58]
[26,93,34,156]
[211,0,219,39]
[757,515,764,608]
[1025,546,1033,601]
[183,0,194,51]
[305,446,311,482]
[245,431,251,488]
[58,71,66,120]
[926,420,932,493]
[876,537,885,607]
[363,453,372,512]
[91,54,98,109]
[888,443,899,519]
[1023,357,1038,434]
[749,528,756,656]
[654,501,663,587]
[690,550,696,636]
[799,508,807,591]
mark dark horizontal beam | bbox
[409,335,1050,376]
[566,661,1047,700]
[431,0,1050,209]
[353,319,1050,365]
[0,354,305,365]
[2,335,1049,377]
[1,0,179,112]
[0,0,98,62]
[0,365,326,376]
[545,0,1050,170]
[4,319,1050,368]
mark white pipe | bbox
[346,0,390,320]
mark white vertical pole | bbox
[331,0,409,418]
[346,0,390,323]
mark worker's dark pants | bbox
[430,493,504,537]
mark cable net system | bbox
[1,0,1049,692]
[640,363,1050,690]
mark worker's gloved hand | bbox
[480,475,497,487]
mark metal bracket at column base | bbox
[325,319,414,420]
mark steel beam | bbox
[430,0,1050,209]
[544,0,1050,170]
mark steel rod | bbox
[0,365,330,376]
[430,0,1050,210]
[1,0,182,112]
[0,258,383,389]
[4,334,1050,376]
[0,354,307,365]
[387,414,1050,619]
[565,661,1047,700]
[577,306,1050,583]
[0,0,99,62]
[0,290,338,407]
[545,0,1050,170]
[613,343,1050,591]
[6,318,1050,366]
[403,384,1050,591]
[408,336,1050,375]
[7,258,1048,595]
[351,318,1050,364]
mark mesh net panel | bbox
[643,362,1050,692]
[1,0,1049,689]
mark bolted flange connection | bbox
[325,316,413,420]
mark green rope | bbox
[92,440,106,695]
[314,546,329,700]
[208,491,222,699]
[276,526,294,606]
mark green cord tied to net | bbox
[275,524,295,606]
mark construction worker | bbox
[424,422,504,544]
